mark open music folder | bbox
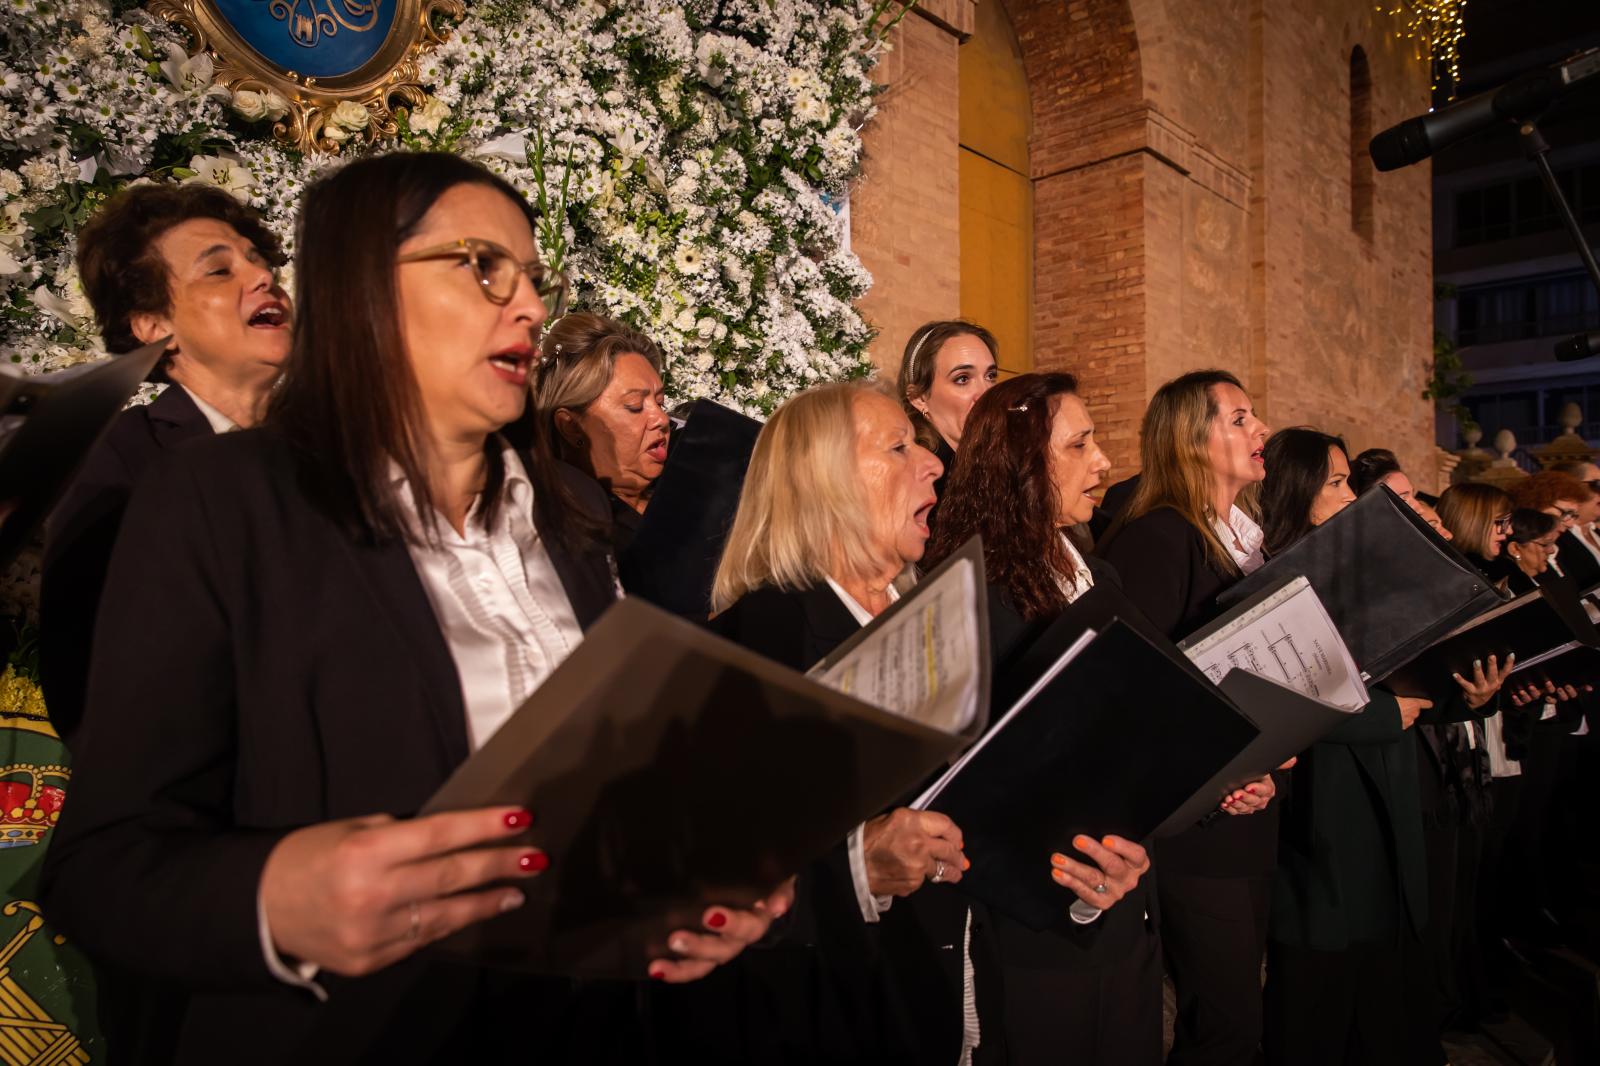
[0,339,165,568]
[421,545,987,977]
[618,399,762,618]
[907,575,1364,931]
[1214,485,1506,683]
[1382,584,1600,697]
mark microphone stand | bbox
[1516,119,1600,360]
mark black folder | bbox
[1215,485,1505,682]
[420,597,966,977]
[0,340,165,568]
[1382,586,1600,698]
[925,619,1259,932]
[620,400,762,617]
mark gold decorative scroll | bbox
[146,0,463,154]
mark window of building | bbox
[1462,384,1600,447]
[1350,46,1374,240]
[1452,163,1600,247]
[1454,270,1600,345]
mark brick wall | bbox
[851,0,1437,487]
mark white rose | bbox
[695,316,718,341]
[410,96,450,135]
[330,101,370,131]
[322,123,351,143]
[231,89,269,121]
[261,91,290,120]
[673,307,696,331]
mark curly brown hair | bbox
[76,183,284,356]
[923,372,1086,622]
[1508,470,1594,511]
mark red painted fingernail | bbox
[649,967,666,980]
[518,851,549,872]
[504,809,533,829]
[1246,786,1260,795]
[707,911,727,929]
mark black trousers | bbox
[1262,940,1411,1066]
[1158,872,1273,1066]
[992,919,1164,1066]
[1409,821,1457,1064]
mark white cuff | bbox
[1540,700,1558,721]
[1068,899,1104,925]
[846,823,893,923]
[257,890,327,1002]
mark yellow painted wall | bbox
[958,0,1032,374]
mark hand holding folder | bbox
[420,556,986,977]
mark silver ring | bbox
[1094,882,1108,895]
[408,901,421,941]
[932,860,945,884]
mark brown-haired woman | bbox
[534,311,669,550]
[40,152,781,1064]
[41,183,293,750]
[925,372,1157,1065]
[895,320,999,532]
[1095,368,1279,1066]
[1436,482,1514,569]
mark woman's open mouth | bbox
[488,346,534,386]
[913,497,936,534]
[246,301,289,330]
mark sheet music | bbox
[1182,576,1368,711]
[910,629,1099,810]
[808,557,982,735]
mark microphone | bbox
[1555,332,1600,362]
[1370,47,1600,172]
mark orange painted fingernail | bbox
[1073,835,1090,849]
[1051,869,1069,885]
[1050,853,1067,868]
[961,857,971,871]
[1102,836,1117,848]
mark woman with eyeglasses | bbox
[533,313,670,554]
[1548,460,1600,590]
[40,152,781,1064]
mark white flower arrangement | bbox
[0,0,906,411]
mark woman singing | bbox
[40,153,778,1064]
[924,372,1157,1065]
[1094,369,1278,1066]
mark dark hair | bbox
[1508,470,1595,511]
[1507,508,1557,544]
[76,183,284,361]
[268,151,589,548]
[896,320,998,450]
[1260,427,1348,555]
[924,372,1085,622]
[1348,447,1402,495]
[1415,490,1439,507]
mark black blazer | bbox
[710,582,971,1065]
[983,557,1160,969]
[1557,528,1600,593]
[1094,505,1280,876]
[40,385,215,750]
[39,428,622,1065]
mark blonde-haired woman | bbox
[1096,368,1279,1066]
[713,380,985,1062]
[1436,482,1514,568]
[534,312,670,548]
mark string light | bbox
[1376,0,1468,98]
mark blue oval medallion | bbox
[211,0,396,79]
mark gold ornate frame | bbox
[145,0,463,154]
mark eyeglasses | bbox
[1492,516,1514,533]
[1559,508,1580,522]
[397,238,569,316]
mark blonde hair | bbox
[1114,369,1259,574]
[711,381,887,612]
[1437,482,1513,557]
[533,312,662,463]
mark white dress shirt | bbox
[260,442,587,996]
[179,385,238,434]
[1210,504,1266,575]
